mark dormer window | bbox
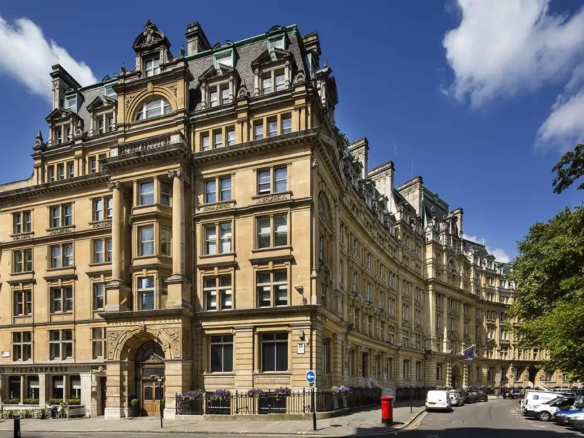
[135,98,171,120]
[104,85,116,98]
[144,55,160,77]
[213,50,234,69]
[65,95,78,113]
[268,34,287,52]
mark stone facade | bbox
[0,21,567,419]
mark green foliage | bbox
[131,398,140,407]
[48,398,63,404]
[508,205,584,380]
[552,144,584,194]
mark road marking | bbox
[402,411,428,431]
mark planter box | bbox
[206,399,231,415]
[258,396,287,414]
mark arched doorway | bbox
[451,364,461,389]
[135,340,165,416]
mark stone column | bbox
[63,375,68,403]
[166,169,191,309]
[19,376,24,404]
[106,181,130,311]
[80,372,92,417]
[463,364,469,389]
[38,374,47,407]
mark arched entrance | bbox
[452,364,461,389]
[135,340,165,417]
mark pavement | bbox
[0,401,426,437]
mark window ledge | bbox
[197,200,236,212]
[46,266,76,272]
[252,191,292,204]
[199,252,236,259]
[10,232,34,241]
[251,245,291,254]
[88,220,112,229]
[88,262,112,268]
[10,271,34,276]
[46,225,76,235]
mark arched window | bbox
[135,98,172,121]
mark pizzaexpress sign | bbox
[7,366,70,373]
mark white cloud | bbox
[489,248,511,263]
[443,0,584,152]
[443,0,584,107]
[463,233,511,262]
[462,233,479,243]
[0,16,96,103]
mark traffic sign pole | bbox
[306,371,317,431]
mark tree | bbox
[508,206,584,381]
[552,143,584,194]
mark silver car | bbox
[448,391,465,406]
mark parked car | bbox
[503,389,523,399]
[462,391,478,404]
[553,407,582,425]
[564,411,584,432]
[426,390,453,412]
[467,390,488,402]
[448,391,464,406]
[524,397,575,421]
[521,391,559,414]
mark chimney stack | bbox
[185,22,211,55]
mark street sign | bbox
[306,370,316,384]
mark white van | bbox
[426,390,452,412]
[521,391,559,414]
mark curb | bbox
[10,410,428,437]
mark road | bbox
[400,398,582,438]
[0,400,580,437]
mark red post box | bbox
[381,395,394,425]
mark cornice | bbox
[0,173,110,202]
[192,128,319,164]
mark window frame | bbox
[261,332,288,373]
[93,283,105,311]
[209,334,234,373]
[138,277,155,310]
[50,203,73,229]
[50,286,73,314]
[12,331,32,362]
[135,97,172,121]
[203,276,233,311]
[49,329,73,361]
[138,225,155,256]
[91,327,105,359]
[144,55,161,77]
[256,269,288,308]
[13,289,32,317]
[12,248,33,273]
[204,176,232,204]
[256,213,288,249]
[256,166,288,195]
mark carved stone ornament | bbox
[168,84,178,98]
[293,71,306,85]
[162,327,181,358]
[91,220,112,229]
[107,330,125,360]
[255,194,288,204]
[167,169,191,186]
[12,233,33,241]
[237,80,250,99]
[74,120,84,139]
[34,131,45,150]
[199,202,234,212]
[48,227,73,236]
[134,20,164,49]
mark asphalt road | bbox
[0,400,581,437]
[399,398,583,438]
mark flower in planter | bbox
[331,385,351,394]
[209,389,231,401]
[66,398,81,405]
[48,398,63,405]
[273,387,291,397]
[23,398,39,405]
[184,391,203,400]
[247,388,264,398]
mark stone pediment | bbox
[198,63,238,82]
[45,107,80,123]
[86,95,117,112]
[251,48,292,67]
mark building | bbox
[0,21,565,419]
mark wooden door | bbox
[142,380,163,416]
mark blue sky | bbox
[0,0,583,262]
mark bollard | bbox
[13,415,21,438]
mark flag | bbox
[461,345,475,362]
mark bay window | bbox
[138,226,154,256]
[138,277,155,310]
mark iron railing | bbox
[176,388,381,416]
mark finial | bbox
[180,45,185,57]
[121,62,126,73]
[324,60,328,68]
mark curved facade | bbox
[0,20,564,419]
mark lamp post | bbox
[157,376,166,429]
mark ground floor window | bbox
[27,376,39,400]
[487,367,494,382]
[403,360,410,380]
[52,376,64,400]
[261,333,288,372]
[416,361,422,381]
[70,376,81,399]
[9,376,20,400]
[386,358,393,380]
[436,363,443,381]
[210,335,233,373]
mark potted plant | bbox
[66,398,81,405]
[3,398,19,405]
[23,398,39,405]
[207,390,231,415]
[48,398,62,405]
[247,388,264,398]
[130,398,140,417]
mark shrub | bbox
[247,388,264,398]
[3,398,19,405]
[209,390,230,401]
[131,399,140,407]
[23,399,39,405]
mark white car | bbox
[521,391,559,414]
[426,390,453,412]
[524,397,574,421]
[448,391,464,406]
